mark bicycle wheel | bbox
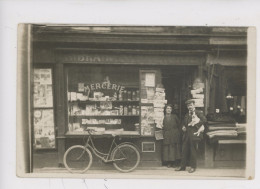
[112,144,140,173]
[63,145,93,173]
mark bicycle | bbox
[63,129,140,173]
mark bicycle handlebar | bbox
[85,128,96,135]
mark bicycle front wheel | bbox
[63,145,93,174]
[112,144,140,173]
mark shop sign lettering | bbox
[57,53,205,65]
[85,82,125,93]
[63,55,113,63]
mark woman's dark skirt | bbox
[162,143,181,161]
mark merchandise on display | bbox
[128,105,132,115]
[124,105,128,115]
[119,105,124,115]
[127,91,132,101]
[136,90,140,101]
[191,80,205,107]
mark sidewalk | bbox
[32,166,246,179]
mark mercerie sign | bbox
[85,82,125,93]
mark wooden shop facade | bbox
[18,25,248,172]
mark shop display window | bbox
[66,66,140,135]
[33,69,55,149]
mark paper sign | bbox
[78,83,85,92]
[145,73,155,87]
[155,130,164,140]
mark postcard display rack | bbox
[33,69,56,149]
[140,71,167,136]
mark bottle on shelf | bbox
[132,105,136,115]
[134,123,140,132]
[128,105,132,115]
[136,105,140,115]
[136,90,140,101]
[132,91,136,101]
[123,90,127,101]
[119,105,124,115]
[118,91,123,101]
[113,92,118,101]
[127,90,132,101]
[123,105,128,115]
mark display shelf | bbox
[33,107,53,109]
[69,115,139,118]
[65,130,140,137]
[69,100,139,104]
[81,124,121,126]
[140,103,154,106]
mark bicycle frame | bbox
[83,135,127,163]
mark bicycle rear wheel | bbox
[63,145,93,173]
[112,144,140,173]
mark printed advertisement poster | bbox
[33,69,53,108]
[34,109,55,149]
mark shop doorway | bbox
[161,66,197,120]
[161,66,205,166]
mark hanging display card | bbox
[192,94,205,99]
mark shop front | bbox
[33,48,204,168]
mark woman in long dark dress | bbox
[162,104,181,168]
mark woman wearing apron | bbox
[162,104,181,168]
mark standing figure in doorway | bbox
[162,104,181,168]
[175,99,206,173]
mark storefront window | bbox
[207,65,247,123]
[33,69,56,149]
[225,67,247,123]
[66,65,140,135]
